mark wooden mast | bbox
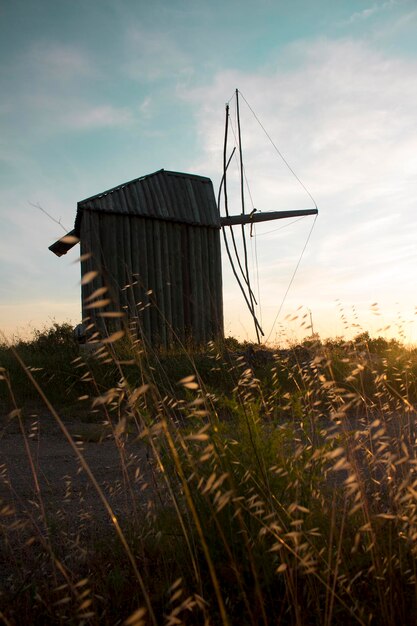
[220,90,318,342]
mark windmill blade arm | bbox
[220,208,318,227]
[48,229,79,256]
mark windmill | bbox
[49,90,317,347]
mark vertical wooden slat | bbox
[149,220,164,346]
[89,210,104,276]
[128,214,140,336]
[141,218,152,343]
[160,220,173,344]
[90,211,108,335]
[145,219,158,345]
[135,182,149,216]
[127,184,145,338]
[101,214,121,325]
[131,216,149,342]
[165,223,176,342]
[186,225,195,342]
[122,215,136,321]
[81,210,107,335]
[193,226,203,343]
[181,225,191,339]
[142,178,159,219]
[171,223,184,342]
[115,215,129,321]
[152,174,169,219]
[188,225,201,344]
[186,179,200,223]
[171,175,189,224]
[152,220,166,347]
[198,226,206,343]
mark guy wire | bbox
[238,90,318,210]
[266,214,317,343]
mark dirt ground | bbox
[0,405,157,534]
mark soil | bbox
[0,404,157,535]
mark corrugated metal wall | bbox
[80,211,223,347]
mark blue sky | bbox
[1,0,417,343]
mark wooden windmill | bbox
[49,90,317,347]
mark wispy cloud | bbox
[181,38,417,336]
[1,40,137,134]
[9,91,136,134]
[345,0,405,24]
[61,103,134,130]
[124,26,194,82]
[28,41,95,81]
[182,38,417,201]
[347,3,384,24]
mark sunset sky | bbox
[1,0,417,344]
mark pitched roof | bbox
[74,169,220,233]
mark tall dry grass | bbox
[1,316,417,624]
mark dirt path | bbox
[0,408,156,534]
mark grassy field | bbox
[1,322,417,625]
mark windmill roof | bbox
[74,169,220,233]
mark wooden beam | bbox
[220,208,318,227]
[48,229,79,256]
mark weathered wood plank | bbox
[221,208,318,227]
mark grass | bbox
[2,322,417,624]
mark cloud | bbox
[345,0,406,24]
[28,41,95,82]
[61,103,134,130]
[181,38,417,338]
[124,26,194,82]
[6,91,135,135]
[139,96,152,117]
[347,3,383,23]
[1,40,138,135]
[182,38,417,203]
[371,5,417,41]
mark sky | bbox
[1,0,417,344]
